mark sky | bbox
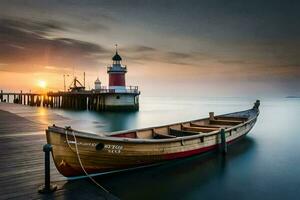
[0,0,299,97]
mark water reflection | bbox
[90,137,255,200]
[91,111,139,132]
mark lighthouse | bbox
[88,45,140,111]
[107,46,127,92]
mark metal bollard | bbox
[220,129,227,155]
[38,144,57,193]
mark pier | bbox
[0,87,139,111]
[0,90,43,106]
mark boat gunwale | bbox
[47,108,259,144]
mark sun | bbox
[38,80,47,89]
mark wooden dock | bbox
[0,103,119,199]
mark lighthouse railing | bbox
[93,86,139,94]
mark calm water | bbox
[54,97,300,200]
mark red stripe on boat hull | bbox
[163,132,247,160]
[164,144,218,160]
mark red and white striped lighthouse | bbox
[107,46,127,92]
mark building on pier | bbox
[69,77,85,92]
[94,78,101,91]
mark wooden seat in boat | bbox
[209,119,243,126]
[182,125,220,133]
[215,116,248,122]
[169,128,199,137]
[190,122,222,129]
[153,131,176,139]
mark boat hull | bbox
[46,107,258,177]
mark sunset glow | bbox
[0,1,299,97]
[38,80,47,89]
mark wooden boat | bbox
[46,100,260,177]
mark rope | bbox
[65,128,110,194]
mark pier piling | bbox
[20,91,22,104]
[0,90,3,102]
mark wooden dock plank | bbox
[0,103,119,200]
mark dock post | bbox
[38,144,57,193]
[20,90,22,104]
[96,95,99,111]
[61,95,66,108]
[50,96,54,108]
[61,96,63,108]
[91,96,94,110]
[29,95,31,105]
[47,96,49,107]
[32,95,35,106]
[37,96,41,106]
[220,128,227,155]
[66,96,69,108]
[44,96,46,107]
[0,90,3,102]
[58,96,61,108]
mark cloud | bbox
[217,59,252,65]
[124,45,157,52]
[121,45,209,66]
[0,18,110,72]
[0,18,65,36]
